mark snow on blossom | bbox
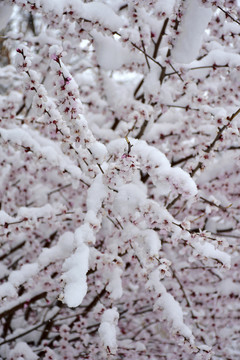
[147,269,194,343]
[192,241,231,268]
[61,241,89,307]
[0,3,13,31]
[141,229,161,256]
[61,225,92,307]
[9,263,39,287]
[0,0,239,359]
[0,209,17,225]
[93,31,143,71]
[114,182,147,217]
[106,266,123,300]
[0,282,17,300]
[172,0,213,63]
[87,174,107,213]
[99,308,119,354]
[74,223,95,246]
[38,232,75,267]
[9,341,38,360]
[18,204,53,221]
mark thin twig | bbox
[217,5,240,25]
[190,107,240,177]
[131,42,164,70]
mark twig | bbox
[171,154,194,166]
[141,40,150,70]
[0,241,26,261]
[124,135,133,154]
[200,196,231,212]
[153,18,169,59]
[131,42,164,70]
[0,292,47,320]
[135,119,148,139]
[217,6,240,25]
[0,308,59,346]
[48,183,71,197]
[190,107,240,177]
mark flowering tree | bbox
[0,0,240,359]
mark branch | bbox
[135,119,148,139]
[0,307,59,346]
[141,39,150,70]
[0,241,26,261]
[190,107,240,177]
[133,19,169,98]
[171,154,194,166]
[0,292,47,320]
[153,18,169,59]
[165,104,200,112]
[190,64,229,71]
[217,5,240,25]
[47,183,71,197]
[200,196,231,212]
[131,42,164,70]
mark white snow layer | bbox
[0,282,17,300]
[62,242,89,307]
[106,267,123,300]
[172,0,213,64]
[0,126,89,183]
[193,241,231,268]
[93,31,142,71]
[99,308,119,354]
[147,269,194,342]
[9,341,38,360]
[0,3,13,31]
[61,226,91,307]
[29,0,125,30]
[38,232,75,267]
[9,263,39,287]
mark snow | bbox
[74,223,95,246]
[0,3,13,31]
[197,151,239,184]
[0,164,11,190]
[0,210,16,225]
[193,241,231,268]
[217,278,240,296]
[142,229,161,256]
[93,31,142,71]
[164,167,198,197]
[155,291,194,341]
[87,174,107,213]
[0,126,89,183]
[130,139,197,198]
[118,339,146,351]
[106,267,123,300]
[99,308,119,354]
[37,0,65,15]
[89,141,107,163]
[155,0,176,16]
[9,341,38,360]
[38,231,75,267]
[0,289,44,318]
[61,242,89,307]
[172,0,213,64]
[0,282,17,300]
[1,0,238,356]
[81,2,125,30]
[18,204,53,221]
[113,183,147,216]
[9,263,39,287]
[147,270,194,342]
[189,48,240,70]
